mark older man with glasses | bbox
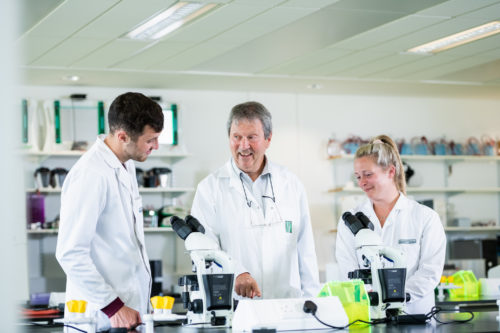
[191,101,320,300]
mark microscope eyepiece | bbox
[355,212,375,231]
[170,216,192,240]
[342,212,365,235]
[185,215,205,234]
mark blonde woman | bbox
[335,135,446,315]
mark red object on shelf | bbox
[21,308,62,319]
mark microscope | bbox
[171,215,234,327]
[342,212,410,320]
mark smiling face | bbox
[354,156,397,201]
[229,118,271,181]
[124,125,161,162]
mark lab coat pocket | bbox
[275,220,296,254]
[133,196,145,237]
[398,242,420,271]
[133,196,143,220]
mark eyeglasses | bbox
[239,173,283,227]
[240,173,276,208]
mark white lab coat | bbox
[56,136,151,331]
[335,194,446,315]
[191,159,320,299]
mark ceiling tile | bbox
[18,0,120,63]
[233,0,284,5]
[460,2,500,20]
[329,0,447,12]
[365,53,455,79]
[487,78,500,85]
[438,58,500,83]
[17,36,62,64]
[206,6,318,44]
[71,39,150,68]
[437,33,500,57]
[190,5,418,74]
[331,15,447,50]
[299,50,390,76]
[113,41,192,70]
[260,47,353,75]
[164,3,276,43]
[20,0,64,36]
[30,38,109,67]
[22,0,120,37]
[417,0,500,17]
[74,0,175,39]
[151,42,239,71]
[335,53,423,77]
[404,55,500,81]
[367,17,492,54]
[282,0,341,8]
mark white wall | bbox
[2,1,25,332]
[22,85,500,280]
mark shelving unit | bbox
[328,154,500,162]
[25,147,192,294]
[27,187,194,197]
[330,187,500,194]
[27,227,174,234]
[329,154,500,233]
[22,150,190,164]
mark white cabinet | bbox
[329,155,500,232]
[24,149,193,294]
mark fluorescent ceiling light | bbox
[127,2,217,40]
[62,75,80,82]
[407,21,500,54]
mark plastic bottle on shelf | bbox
[27,192,45,229]
[327,134,342,158]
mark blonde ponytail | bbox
[355,134,406,194]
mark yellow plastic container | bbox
[162,296,175,310]
[318,280,370,324]
[448,270,479,299]
[66,300,87,313]
[150,296,164,310]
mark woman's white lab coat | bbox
[56,136,151,331]
[191,159,320,299]
[335,194,446,315]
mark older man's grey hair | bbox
[227,101,273,139]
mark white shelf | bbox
[144,227,174,233]
[27,188,62,193]
[444,226,500,232]
[28,187,194,194]
[329,227,500,233]
[22,150,190,164]
[27,229,59,234]
[22,150,190,157]
[139,187,194,193]
[329,154,500,161]
[27,227,175,235]
[23,150,85,157]
[330,187,500,194]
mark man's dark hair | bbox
[108,92,163,140]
